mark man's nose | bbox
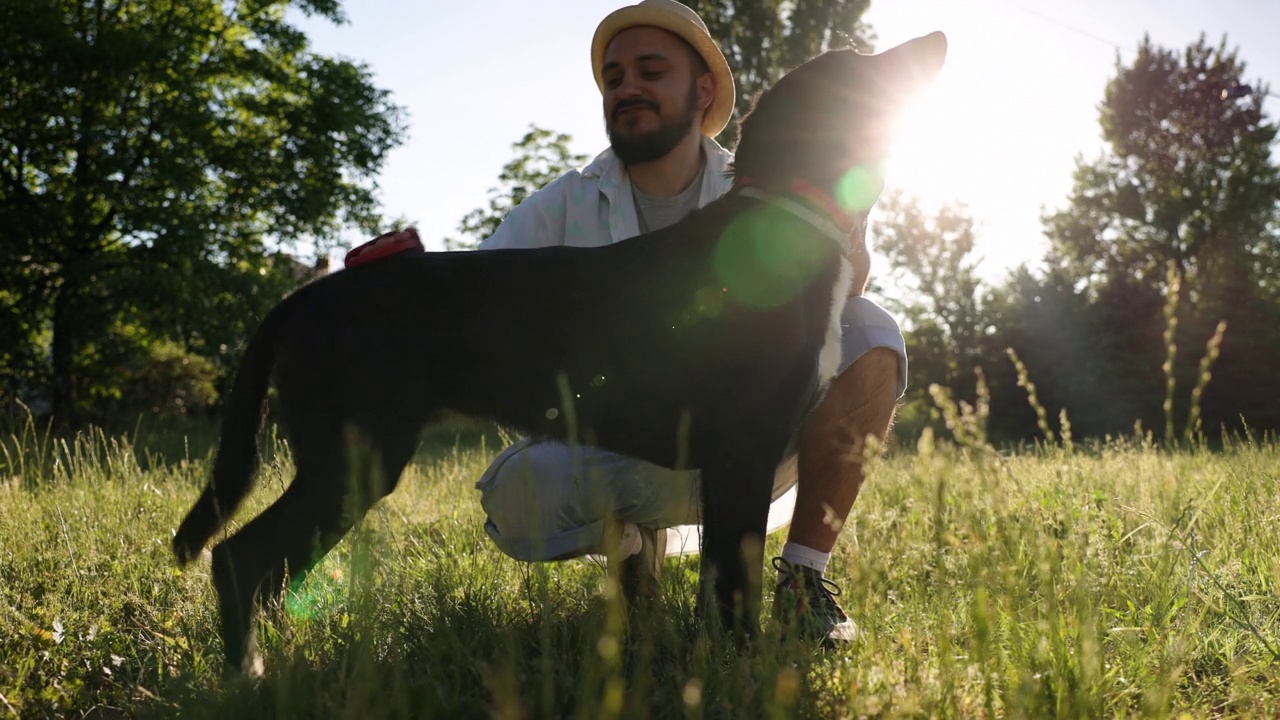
[617,72,644,97]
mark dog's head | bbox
[732,32,947,214]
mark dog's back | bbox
[265,194,840,470]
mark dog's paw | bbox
[221,651,266,685]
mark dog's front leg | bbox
[697,455,776,640]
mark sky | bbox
[291,0,1280,283]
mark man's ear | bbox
[697,71,716,114]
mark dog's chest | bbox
[817,257,854,383]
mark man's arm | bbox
[848,219,872,297]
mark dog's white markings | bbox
[817,257,854,384]
[737,186,855,386]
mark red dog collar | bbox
[734,176,857,234]
[344,228,425,268]
[786,178,856,234]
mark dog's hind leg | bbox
[209,474,335,675]
[209,420,420,674]
[272,422,422,602]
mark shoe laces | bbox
[772,557,847,619]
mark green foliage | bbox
[682,0,875,148]
[445,126,588,250]
[1044,35,1280,298]
[935,34,1280,444]
[1026,34,1280,438]
[869,193,989,440]
[0,0,407,421]
[2,424,1279,716]
[105,338,221,420]
[873,193,986,375]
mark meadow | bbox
[1,414,1278,718]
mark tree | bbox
[0,0,407,421]
[682,0,875,148]
[445,125,588,250]
[1040,34,1280,436]
[872,192,986,382]
[866,192,990,439]
[444,2,877,251]
[1044,34,1280,300]
[979,263,1158,443]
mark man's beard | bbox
[607,81,699,165]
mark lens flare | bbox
[285,564,346,620]
[836,163,887,215]
[693,285,725,318]
[714,205,826,308]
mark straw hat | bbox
[591,0,736,137]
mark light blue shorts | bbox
[475,297,908,562]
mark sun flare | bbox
[872,17,1107,274]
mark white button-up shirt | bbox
[479,136,735,251]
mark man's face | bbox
[601,26,711,164]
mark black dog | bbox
[173,33,946,672]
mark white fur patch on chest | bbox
[817,257,853,384]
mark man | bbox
[473,0,906,644]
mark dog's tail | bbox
[172,302,290,566]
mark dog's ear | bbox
[874,32,948,101]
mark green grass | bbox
[2,419,1279,718]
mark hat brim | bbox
[591,7,736,138]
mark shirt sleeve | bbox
[477,174,574,251]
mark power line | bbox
[987,0,1280,101]
[996,0,1133,55]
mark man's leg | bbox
[773,295,906,643]
[788,346,899,556]
[476,438,698,564]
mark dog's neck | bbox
[732,176,858,235]
[732,176,862,253]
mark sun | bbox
[883,50,1006,214]
[870,18,1108,275]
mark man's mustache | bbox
[612,99,659,121]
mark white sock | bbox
[780,542,830,575]
[617,521,643,558]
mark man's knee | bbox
[839,297,908,398]
[478,442,575,535]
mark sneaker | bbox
[771,557,860,645]
[618,525,666,602]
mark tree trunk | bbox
[49,266,81,425]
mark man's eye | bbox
[604,76,622,89]
[642,71,663,80]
